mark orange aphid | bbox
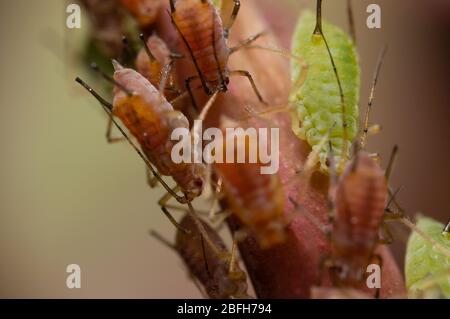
[328,151,388,288]
[112,61,205,200]
[213,122,286,248]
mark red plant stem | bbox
[156,0,405,298]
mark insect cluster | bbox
[74,0,449,299]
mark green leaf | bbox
[405,217,450,298]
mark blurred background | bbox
[0,0,449,298]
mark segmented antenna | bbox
[90,62,133,96]
[360,45,388,149]
[139,33,156,61]
[314,0,348,171]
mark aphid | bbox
[325,151,388,292]
[120,0,162,28]
[151,214,250,299]
[78,61,208,201]
[135,33,181,101]
[168,0,267,106]
[290,0,360,173]
[213,120,287,249]
[404,217,450,298]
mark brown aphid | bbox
[169,0,266,105]
[120,0,162,28]
[213,123,286,248]
[327,151,388,288]
[111,61,206,200]
[135,34,180,101]
[173,214,250,299]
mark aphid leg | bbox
[360,46,388,149]
[146,168,159,188]
[368,254,383,299]
[105,117,126,143]
[223,0,241,39]
[158,192,192,235]
[157,185,211,215]
[149,230,176,250]
[230,41,309,94]
[228,31,267,54]
[347,0,357,44]
[228,70,268,105]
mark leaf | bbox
[405,217,450,298]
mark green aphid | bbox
[290,11,360,173]
[405,217,450,299]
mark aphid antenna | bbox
[75,77,113,111]
[386,186,403,212]
[75,77,184,202]
[138,33,156,61]
[314,0,348,171]
[385,144,399,183]
[400,217,450,260]
[90,62,133,96]
[360,45,388,150]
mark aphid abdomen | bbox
[215,160,286,248]
[176,215,248,298]
[333,153,387,255]
[291,12,360,172]
[120,0,162,27]
[173,0,229,87]
[112,65,205,198]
